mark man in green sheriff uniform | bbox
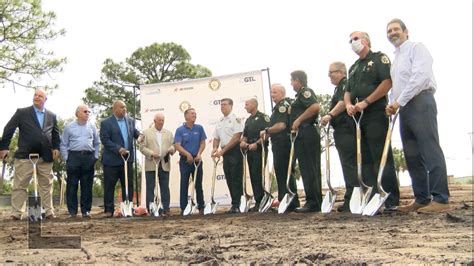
[240,98,270,211]
[321,62,357,212]
[289,70,322,213]
[260,84,300,211]
[344,31,400,210]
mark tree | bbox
[0,0,66,90]
[83,42,212,119]
[316,94,332,117]
[392,147,407,177]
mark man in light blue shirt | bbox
[386,18,449,213]
[60,104,100,218]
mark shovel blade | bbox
[362,193,389,216]
[28,206,45,222]
[120,201,134,217]
[349,186,372,214]
[239,195,249,213]
[278,193,295,214]
[259,194,273,213]
[203,202,212,215]
[321,191,337,214]
[149,202,161,217]
[183,202,194,216]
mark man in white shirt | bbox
[138,113,175,216]
[386,18,450,213]
[212,98,244,214]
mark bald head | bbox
[244,97,258,115]
[33,88,47,109]
[113,100,127,118]
[270,83,286,104]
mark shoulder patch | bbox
[279,106,286,113]
[264,115,270,122]
[381,55,390,64]
[303,91,311,98]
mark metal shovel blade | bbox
[183,200,194,216]
[362,192,390,216]
[349,186,372,214]
[120,201,133,217]
[321,190,337,214]
[204,201,218,215]
[239,195,250,213]
[149,202,161,217]
[258,193,273,213]
[278,193,295,214]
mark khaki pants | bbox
[11,158,54,217]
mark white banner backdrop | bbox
[139,70,267,208]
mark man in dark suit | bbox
[0,89,60,220]
[100,100,140,217]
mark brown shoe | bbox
[417,202,451,213]
[45,214,57,220]
[162,209,171,217]
[397,201,428,213]
[198,209,204,215]
[11,215,22,221]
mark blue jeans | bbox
[66,152,96,215]
[400,91,449,204]
[145,163,170,211]
[179,157,204,211]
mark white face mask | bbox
[351,39,364,54]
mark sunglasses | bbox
[83,110,91,114]
[349,36,360,44]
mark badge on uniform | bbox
[279,106,286,113]
[303,91,311,98]
[381,55,390,64]
[264,116,270,122]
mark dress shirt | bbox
[115,116,129,149]
[213,113,243,147]
[33,106,45,129]
[60,121,100,161]
[390,40,437,106]
[155,130,163,156]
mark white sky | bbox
[1,0,472,177]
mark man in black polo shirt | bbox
[261,84,300,211]
[289,70,322,213]
[344,31,399,210]
[240,98,270,211]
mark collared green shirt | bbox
[347,50,391,110]
[269,98,292,140]
[243,110,270,143]
[290,87,318,126]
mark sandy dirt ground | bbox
[0,184,472,264]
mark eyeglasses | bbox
[83,110,91,114]
[328,70,339,75]
[349,36,360,43]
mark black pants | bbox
[246,147,265,206]
[145,162,170,211]
[359,110,400,207]
[294,125,321,210]
[103,163,134,213]
[400,91,449,204]
[223,145,243,208]
[66,152,96,215]
[333,121,358,205]
[272,138,300,208]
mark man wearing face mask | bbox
[344,31,400,211]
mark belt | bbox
[69,150,93,155]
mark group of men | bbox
[0,18,450,220]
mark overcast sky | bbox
[1,0,472,177]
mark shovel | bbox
[183,160,201,216]
[259,134,273,213]
[278,131,298,214]
[120,152,134,217]
[204,157,220,215]
[149,157,163,217]
[349,110,373,214]
[59,173,67,210]
[0,159,6,195]
[321,125,337,213]
[239,149,252,213]
[363,110,399,216]
[28,153,45,221]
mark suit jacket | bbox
[100,115,140,166]
[139,127,175,172]
[0,106,60,162]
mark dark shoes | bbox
[295,206,319,213]
[249,205,260,212]
[162,209,171,217]
[11,214,22,221]
[45,214,57,220]
[82,212,92,219]
[337,203,350,213]
[227,207,240,214]
[198,209,204,215]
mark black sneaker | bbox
[227,207,240,214]
[82,212,92,219]
[249,205,259,212]
[337,203,350,213]
[69,214,78,219]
